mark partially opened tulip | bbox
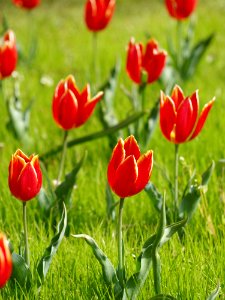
[12,0,40,9]
[85,0,116,32]
[8,149,42,201]
[108,135,153,198]
[126,38,167,85]
[0,30,17,79]
[165,0,197,20]
[160,85,215,144]
[0,233,12,288]
[52,75,103,131]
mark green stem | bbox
[118,197,125,286]
[57,130,69,184]
[23,202,30,267]
[174,144,179,217]
[152,250,161,295]
[176,20,182,72]
[92,32,98,84]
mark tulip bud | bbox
[8,149,42,201]
[165,0,198,20]
[12,0,40,9]
[107,135,153,198]
[0,30,17,79]
[0,233,12,288]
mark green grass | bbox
[0,0,225,299]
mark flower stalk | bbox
[117,197,125,286]
[57,130,69,184]
[23,202,30,267]
[174,144,179,216]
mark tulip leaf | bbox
[10,252,32,290]
[36,203,67,288]
[149,295,177,300]
[71,234,121,296]
[180,33,214,80]
[179,161,215,221]
[207,283,220,300]
[145,182,164,212]
[41,111,146,161]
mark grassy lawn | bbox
[0,0,225,299]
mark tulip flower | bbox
[52,75,103,131]
[8,149,42,201]
[0,233,12,288]
[0,30,17,79]
[107,135,153,198]
[85,0,116,32]
[160,85,215,144]
[165,0,197,20]
[126,38,167,85]
[12,0,40,9]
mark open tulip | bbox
[165,0,197,20]
[160,85,215,144]
[107,135,153,198]
[52,75,103,131]
[85,0,116,32]
[0,30,17,79]
[8,149,42,201]
[0,233,12,288]
[12,0,40,9]
[126,38,167,85]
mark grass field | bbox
[0,0,225,299]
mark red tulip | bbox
[0,233,12,288]
[8,149,42,201]
[165,0,197,20]
[107,135,153,198]
[126,38,167,85]
[12,0,40,9]
[0,30,17,79]
[85,0,116,32]
[160,85,215,144]
[52,75,103,130]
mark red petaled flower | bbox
[107,135,153,198]
[52,75,103,130]
[8,149,42,201]
[85,0,116,32]
[12,0,40,9]
[160,85,215,144]
[126,38,167,85]
[165,0,197,20]
[0,30,17,79]
[0,233,12,288]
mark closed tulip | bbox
[8,149,42,201]
[85,0,116,32]
[0,233,12,288]
[126,38,167,85]
[52,75,103,131]
[0,30,17,79]
[160,85,215,144]
[165,0,197,20]
[12,0,40,9]
[108,135,153,198]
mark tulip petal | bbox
[160,92,176,142]
[107,138,125,187]
[66,75,81,102]
[171,85,185,109]
[8,155,26,199]
[190,98,215,140]
[134,150,153,194]
[126,39,143,84]
[124,135,140,160]
[112,155,138,198]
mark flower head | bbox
[107,135,153,198]
[165,0,197,20]
[0,233,12,288]
[8,149,42,201]
[160,85,215,144]
[12,0,40,9]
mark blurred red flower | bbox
[8,149,42,201]
[0,233,12,288]
[126,38,167,85]
[52,75,103,131]
[85,0,116,32]
[165,0,197,20]
[0,30,17,79]
[12,0,40,9]
[160,85,215,144]
[107,135,153,198]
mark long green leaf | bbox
[10,253,32,290]
[41,111,145,160]
[37,203,67,288]
[207,284,220,300]
[72,234,122,296]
